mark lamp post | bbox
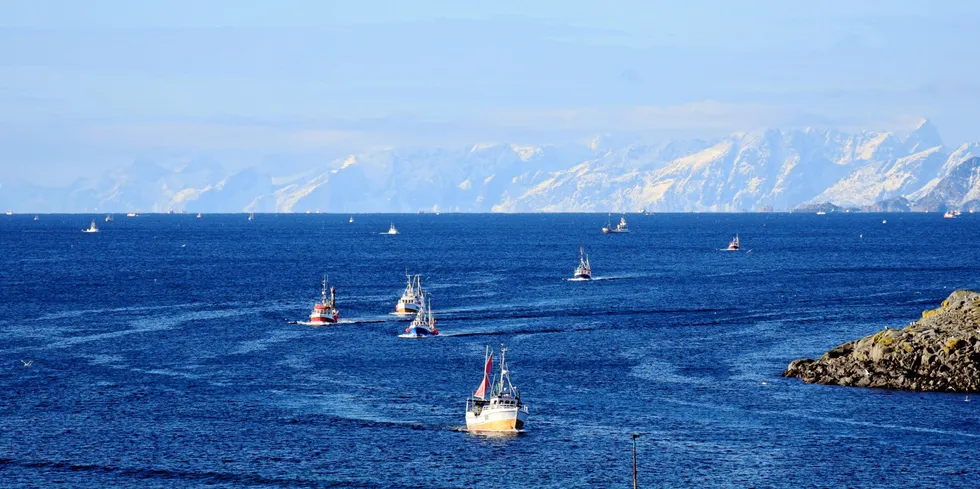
[632,433,640,489]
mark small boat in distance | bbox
[573,247,592,280]
[308,276,339,325]
[386,223,399,235]
[401,293,439,338]
[602,214,630,234]
[816,210,827,215]
[196,212,202,219]
[944,210,956,219]
[349,216,354,223]
[248,212,254,221]
[33,215,39,221]
[4,211,11,216]
[105,214,114,222]
[126,212,138,217]
[465,345,529,433]
[82,220,99,233]
[395,274,423,314]
[726,234,740,251]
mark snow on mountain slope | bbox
[811,146,947,207]
[4,121,978,212]
[911,157,980,210]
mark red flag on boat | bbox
[473,350,493,399]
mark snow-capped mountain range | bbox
[4,120,980,213]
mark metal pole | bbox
[632,433,639,489]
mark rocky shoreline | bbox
[784,290,980,392]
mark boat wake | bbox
[294,319,357,327]
[564,275,626,282]
[450,426,525,435]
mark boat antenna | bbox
[632,433,640,489]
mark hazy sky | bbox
[3,0,980,182]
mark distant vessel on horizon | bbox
[82,220,99,233]
[386,223,399,235]
[105,214,113,222]
[465,345,529,433]
[248,212,254,221]
[5,210,12,216]
[816,210,827,215]
[573,247,591,280]
[196,212,202,219]
[126,212,138,217]
[33,215,39,221]
[602,214,630,234]
[349,216,354,223]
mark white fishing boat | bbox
[602,214,630,234]
[573,247,591,280]
[126,212,138,217]
[4,211,11,216]
[395,274,423,314]
[725,234,740,251]
[400,293,439,338]
[349,216,354,223]
[816,210,827,215]
[386,223,399,235]
[248,212,254,221]
[308,276,339,325]
[944,210,956,219]
[82,220,99,233]
[465,345,529,433]
[33,215,39,221]
[196,212,202,219]
[105,214,114,222]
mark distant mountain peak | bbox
[905,118,944,153]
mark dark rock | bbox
[861,197,911,213]
[784,290,980,392]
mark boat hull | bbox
[573,273,591,280]
[308,317,338,326]
[395,302,421,314]
[465,407,528,432]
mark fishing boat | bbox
[602,214,630,234]
[349,216,354,223]
[308,276,339,325]
[944,210,956,219]
[33,215,39,221]
[248,212,254,221]
[196,212,202,219]
[4,211,11,216]
[105,214,114,222]
[395,274,423,314]
[400,294,438,338]
[386,223,399,235]
[573,247,591,280]
[726,234,740,251]
[465,345,529,433]
[126,212,138,217]
[816,210,827,215]
[82,220,99,233]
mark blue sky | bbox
[3,0,980,182]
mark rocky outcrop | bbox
[794,202,845,213]
[784,290,980,392]
[861,196,911,212]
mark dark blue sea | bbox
[2,213,979,488]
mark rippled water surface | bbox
[2,213,979,488]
